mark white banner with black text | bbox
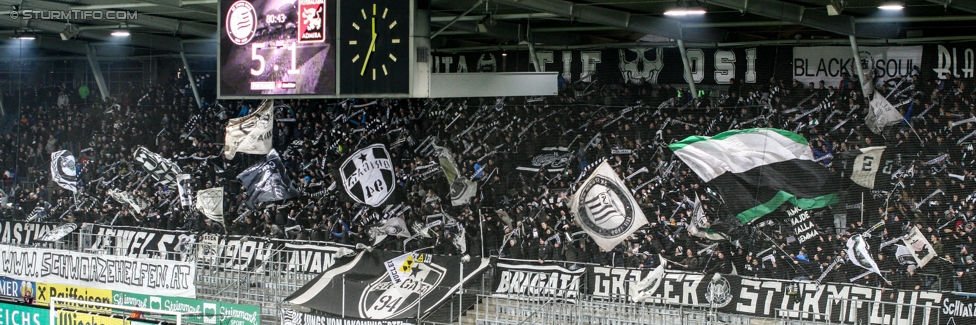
[0,244,196,298]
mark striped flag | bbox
[669,128,838,225]
[569,161,647,251]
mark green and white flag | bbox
[669,128,838,225]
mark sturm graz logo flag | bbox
[50,150,78,193]
[570,161,647,251]
[340,144,396,207]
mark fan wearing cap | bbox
[900,265,923,291]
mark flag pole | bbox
[860,192,864,224]
[478,207,485,257]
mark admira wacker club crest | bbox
[340,144,396,207]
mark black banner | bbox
[85,224,196,261]
[196,234,354,273]
[584,266,944,324]
[923,43,976,81]
[0,221,62,245]
[284,250,491,320]
[431,47,783,86]
[492,261,585,299]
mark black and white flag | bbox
[285,250,490,320]
[846,235,882,280]
[34,222,79,242]
[195,187,224,223]
[516,147,575,173]
[368,216,411,245]
[844,146,896,189]
[569,161,648,251]
[108,189,149,214]
[224,99,274,159]
[688,195,725,241]
[176,173,194,207]
[866,92,904,134]
[433,145,477,206]
[901,227,936,268]
[338,144,397,207]
[133,146,183,186]
[50,150,78,193]
[237,149,300,209]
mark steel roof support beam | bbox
[493,0,726,42]
[706,0,896,39]
[849,36,872,97]
[180,48,203,108]
[86,44,110,102]
[676,39,698,99]
[927,0,976,14]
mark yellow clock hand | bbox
[361,18,376,76]
[360,33,376,76]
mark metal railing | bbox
[3,225,973,325]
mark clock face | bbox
[340,0,410,95]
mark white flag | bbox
[383,252,427,287]
[224,100,274,159]
[846,235,881,277]
[629,256,666,302]
[866,92,905,134]
[195,187,224,223]
[900,227,936,268]
[569,161,648,251]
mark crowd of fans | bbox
[1,65,975,293]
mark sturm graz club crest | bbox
[359,260,446,319]
[341,144,396,207]
[577,175,637,239]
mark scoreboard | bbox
[218,0,428,98]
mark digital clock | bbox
[265,13,287,25]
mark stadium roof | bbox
[0,0,975,58]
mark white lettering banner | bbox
[0,244,196,298]
[793,46,922,86]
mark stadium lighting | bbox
[112,23,131,37]
[826,0,844,16]
[664,8,706,16]
[11,30,35,40]
[878,2,904,10]
[664,0,706,16]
